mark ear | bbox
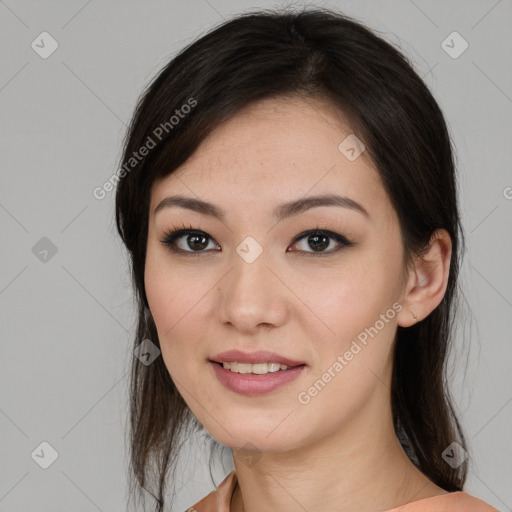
[397,229,452,327]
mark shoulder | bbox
[186,470,237,512]
[186,474,499,512]
[385,490,500,511]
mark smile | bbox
[209,360,306,395]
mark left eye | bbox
[288,229,353,256]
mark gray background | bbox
[0,0,511,510]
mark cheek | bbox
[144,249,221,385]
[304,276,397,386]
[299,252,401,343]
[293,274,399,440]
[293,247,402,399]
[145,252,193,353]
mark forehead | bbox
[150,96,386,217]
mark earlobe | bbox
[397,229,452,327]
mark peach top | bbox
[187,470,499,512]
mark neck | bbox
[230,387,445,512]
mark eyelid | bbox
[159,224,354,256]
[160,227,220,256]
[289,228,353,256]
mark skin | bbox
[144,95,452,512]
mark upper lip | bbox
[210,349,306,367]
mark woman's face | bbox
[145,95,411,452]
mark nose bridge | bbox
[217,236,287,329]
[229,237,274,303]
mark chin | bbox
[209,428,301,454]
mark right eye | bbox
[160,226,221,255]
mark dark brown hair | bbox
[115,6,469,511]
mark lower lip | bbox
[209,361,306,396]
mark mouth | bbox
[208,360,307,395]
[208,360,306,375]
[209,349,307,371]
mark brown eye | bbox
[288,229,353,256]
[160,229,220,255]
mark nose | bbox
[216,248,290,334]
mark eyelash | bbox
[159,222,354,257]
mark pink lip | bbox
[210,361,306,396]
[210,349,306,367]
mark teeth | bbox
[221,362,292,374]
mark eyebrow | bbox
[154,193,369,221]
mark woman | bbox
[115,7,498,512]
